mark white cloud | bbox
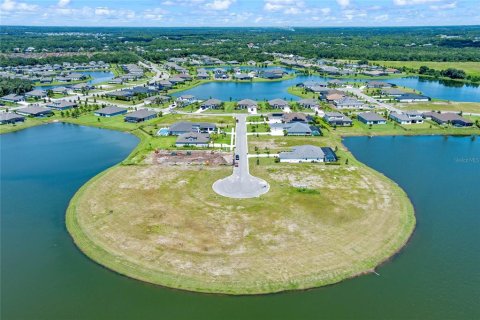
[284,7,300,15]
[430,1,456,10]
[162,0,174,5]
[0,0,38,12]
[94,7,111,16]
[254,16,263,23]
[393,0,441,5]
[374,14,389,22]
[321,7,331,15]
[205,0,235,10]
[143,8,167,20]
[336,0,350,8]
[264,0,304,14]
[57,0,70,7]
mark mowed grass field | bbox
[67,147,415,294]
[373,61,480,77]
[397,101,480,114]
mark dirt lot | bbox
[145,150,232,166]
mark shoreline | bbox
[64,128,415,295]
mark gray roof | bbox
[390,111,423,121]
[285,122,312,134]
[237,99,257,107]
[335,97,364,106]
[95,106,127,115]
[47,100,77,109]
[176,132,210,144]
[268,98,289,107]
[298,98,319,107]
[16,106,52,115]
[125,109,157,119]
[279,145,325,160]
[25,89,47,96]
[169,121,216,132]
[1,93,24,100]
[0,112,24,121]
[201,98,222,106]
[396,93,430,100]
[325,111,346,118]
[426,112,472,124]
[358,112,386,122]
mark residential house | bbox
[389,111,424,124]
[0,112,25,124]
[200,98,222,110]
[279,145,337,163]
[16,106,53,117]
[124,109,157,123]
[176,94,196,106]
[325,92,345,102]
[24,89,47,99]
[268,98,289,110]
[334,97,366,109]
[175,132,210,147]
[94,106,127,117]
[52,86,69,95]
[357,112,387,125]
[282,112,308,123]
[366,81,392,89]
[46,100,77,110]
[0,94,25,103]
[423,112,473,127]
[297,98,320,109]
[396,93,431,103]
[323,112,353,126]
[168,122,217,135]
[270,122,319,136]
[237,99,257,113]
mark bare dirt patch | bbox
[144,150,232,166]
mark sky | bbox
[0,0,479,27]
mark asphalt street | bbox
[212,114,270,199]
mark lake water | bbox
[1,125,479,319]
[174,75,480,102]
[35,71,114,90]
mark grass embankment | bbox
[66,132,415,294]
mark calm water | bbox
[174,75,480,102]
[1,125,480,319]
[35,71,114,90]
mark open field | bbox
[397,101,480,114]
[373,61,480,78]
[67,150,415,295]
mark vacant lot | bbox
[398,101,480,114]
[373,61,480,78]
[67,151,414,294]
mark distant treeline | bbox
[0,78,33,96]
[396,66,480,83]
[1,26,479,63]
[0,52,139,67]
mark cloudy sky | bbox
[0,0,478,27]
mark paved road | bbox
[212,114,270,199]
[340,86,402,113]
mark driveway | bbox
[212,114,270,199]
